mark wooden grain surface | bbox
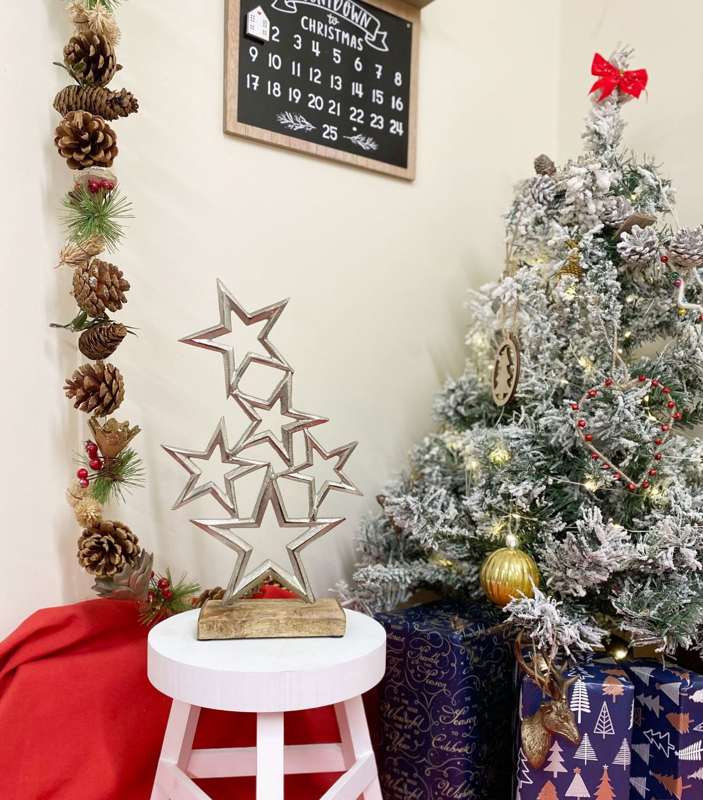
[198,597,348,640]
[224,0,421,180]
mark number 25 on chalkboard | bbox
[225,0,420,180]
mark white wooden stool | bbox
[147,608,386,800]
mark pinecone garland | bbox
[64,361,125,416]
[669,226,703,269]
[79,322,128,360]
[617,225,659,266]
[64,32,121,87]
[55,111,118,170]
[534,154,556,176]
[77,519,140,578]
[54,85,139,121]
[601,196,634,227]
[73,259,130,317]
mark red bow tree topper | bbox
[590,53,648,102]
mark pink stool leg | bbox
[335,696,382,800]
[150,700,201,799]
[256,711,284,800]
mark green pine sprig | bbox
[85,0,123,12]
[50,310,110,333]
[139,570,200,627]
[63,187,133,253]
[78,447,145,504]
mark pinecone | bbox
[79,322,128,360]
[57,235,105,269]
[531,175,556,206]
[601,196,634,227]
[54,85,139,121]
[55,111,118,170]
[77,519,140,578]
[64,361,125,416]
[73,259,130,317]
[193,587,226,608]
[64,32,121,87]
[669,226,703,269]
[534,154,556,176]
[67,1,121,47]
[617,225,659,266]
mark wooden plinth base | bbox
[197,597,347,640]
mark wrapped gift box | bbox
[375,601,514,800]
[624,660,703,799]
[517,657,635,800]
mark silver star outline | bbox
[193,469,344,603]
[163,417,268,516]
[180,280,291,396]
[279,431,361,518]
[232,375,328,467]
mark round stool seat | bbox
[148,608,386,713]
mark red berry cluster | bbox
[572,376,683,493]
[79,178,116,194]
[75,440,104,487]
[147,572,174,604]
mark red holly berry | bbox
[661,424,670,432]
[627,483,637,492]
[99,180,114,190]
[89,458,102,470]
[601,463,610,471]
[674,411,683,421]
[698,315,703,324]
[649,469,657,477]
[655,453,663,461]
[651,379,659,387]
[76,468,88,480]
[591,453,599,461]
[88,180,101,193]
[79,478,90,489]
[162,589,174,601]
[655,438,664,446]
[588,389,598,398]
[585,434,593,442]
[157,578,170,591]
[604,378,614,387]
[638,375,647,382]
[661,254,670,263]
[87,446,99,461]
[85,440,96,453]
[667,401,676,409]
[662,386,671,394]
[641,480,650,490]
[577,420,587,429]
[613,473,621,481]
[570,403,580,411]
[674,279,683,287]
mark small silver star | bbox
[163,417,268,516]
[180,280,291,397]
[193,470,344,603]
[279,431,361,518]
[232,375,328,467]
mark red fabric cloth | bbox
[0,600,347,799]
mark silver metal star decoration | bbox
[193,469,344,602]
[165,279,361,605]
[279,431,361,519]
[180,279,291,396]
[163,417,267,516]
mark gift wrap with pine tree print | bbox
[517,657,635,800]
[624,661,703,799]
[375,602,514,799]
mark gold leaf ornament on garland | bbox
[480,536,541,607]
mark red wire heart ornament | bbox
[571,376,682,492]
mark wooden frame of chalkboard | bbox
[224,0,421,180]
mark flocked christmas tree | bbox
[343,47,703,661]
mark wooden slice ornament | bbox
[492,333,521,407]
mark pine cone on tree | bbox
[534,154,556,176]
[669,226,703,269]
[601,196,634,227]
[77,519,140,578]
[55,111,118,170]
[617,225,659,266]
[64,32,121,87]
[54,85,139,121]
[64,361,125,416]
[73,259,130,317]
[531,175,556,206]
[79,322,128,360]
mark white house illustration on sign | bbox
[246,6,271,42]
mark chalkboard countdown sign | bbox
[225,0,420,180]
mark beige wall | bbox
[0,1,561,636]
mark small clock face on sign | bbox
[492,334,521,407]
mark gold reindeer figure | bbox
[516,638,580,769]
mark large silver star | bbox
[232,375,328,467]
[163,417,267,516]
[279,431,361,519]
[193,470,344,603]
[180,280,291,396]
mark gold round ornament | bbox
[480,545,541,607]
